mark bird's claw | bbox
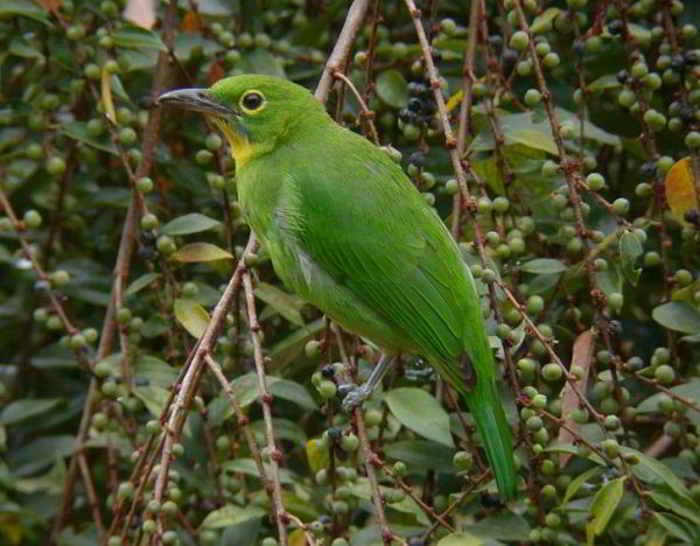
[339,384,371,413]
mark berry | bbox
[509,31,529,51]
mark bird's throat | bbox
[213,119,255,169]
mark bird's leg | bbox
[340,354,396,413]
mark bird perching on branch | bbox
[159,74,517,500]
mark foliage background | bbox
[1,0,700,545]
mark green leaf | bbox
[174,298,210,338]
[585,476,626,546]
[376,70,409,108]
[0,0,52,26]
[637,380,700,426]
[649,486,700,526]
[437,533,482,546]
[470,108,619,156]
[255,282,305,326]
[466,512,531,541]
[161,213,221,236]
[619,231,643,286]
[268,377,318,410]
[267,318,325,370]
[125,273,161,297]
[0,398,62,426]
[619,447,691,501]
[385,387,454,447]
[211,373,318,419]
[519,258,567,274]
[199,505,266,529]
[61,122,118,155]
[249,418,307,446]
[6,435,75,476]
[652,302,700,334]
[111,25,167,51]
[587,74,622,93]
[652,512,699,544]
[221,458,297,485]
[133,355,179,388]
[240,48,287,78]
[9,37,44,60]
[170,243,233,263]
[383,440,455,473]
[562,466,605,505]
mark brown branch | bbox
[315,0,372,103]
[241,267,289,543]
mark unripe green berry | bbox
[46,156,67,176]
[510,31,529,51]
[136,176,154,193]
[541,363,563,382]
[23,209,42,229]
[318,380,337,399]
[525,88,542,106]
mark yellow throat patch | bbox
[213,119,255,169]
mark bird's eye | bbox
[240,91,265,113]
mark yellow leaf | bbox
[446,89,464,113]
[170,242,233,263]
[288,529,307,546]
[305,437,329,474]
[174,298,209,338]
[101,69,116,124]
[665,156,699,224]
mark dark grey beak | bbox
[157,88,234,116]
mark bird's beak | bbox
[157,88,234,117]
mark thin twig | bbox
[242,268,289,544]
[315,0,372,103]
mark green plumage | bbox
[160,74,517,499]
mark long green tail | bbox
[463,380,517,500]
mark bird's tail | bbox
[463,380,517,500]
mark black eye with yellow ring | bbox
[240,91,265,112]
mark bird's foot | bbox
[338,383,372,413]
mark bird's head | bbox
[158,74,327,167]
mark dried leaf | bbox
[665,156,699,224]
[558,329,595,466]
[181,11,201,32]
[123,0,156,29]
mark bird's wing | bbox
[284,130,474,383]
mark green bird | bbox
[159,74,516,499]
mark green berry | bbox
[612,197,630,215]
[46,156,66,176]
[685,131,700,149]
[84,63,101,80]
[510,31,530,51]
[141,213,158,230]
[493,196,510,213]
[318,380,337,399]
[541,363,563,382]
[543,52,560,68]
[156,235,176,255]
[364,408,383,427]
[525,88,542,106]
[340,433,359,452]
[654,364,675,384]
[23,209,42,229]
[453,450,473,471]
[673,269,693,285]
[136,176,154,193]
[118,127,137,145]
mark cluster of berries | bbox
[398,80,438,128]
